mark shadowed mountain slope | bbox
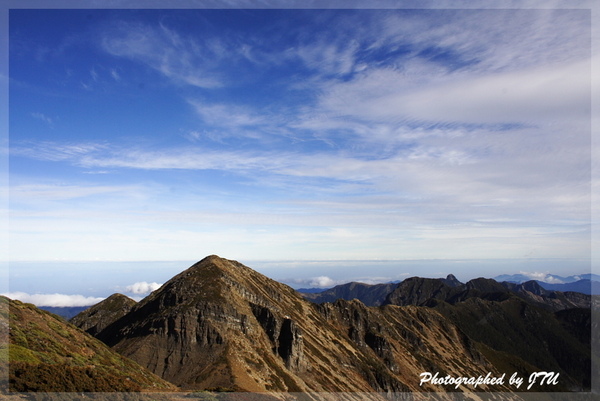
[301,275,464,308]
[301,274,590,314]
[82,255,529,395]
[382,277,591,391]
[430,298,591,391]
[70,293,137,336]
[1,296,176,392]
[299,274,591,391]
[300,282,396,306]
[383,276,590,312]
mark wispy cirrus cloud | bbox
[8,8,592,266]
[11,141,108,162]
[374,9,589,75]
[30,112,55,127]
[100,20,234,88]
[9,139,476,182]
[10,137,590,237]
[9,183,144,202]
[189,100,274,129]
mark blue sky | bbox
[3,4,597,304]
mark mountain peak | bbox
[443,274,463,287]
[71,293,136,337]
[197,254,227,265]
[90,256,315,390]
[74,257,515,392]
[69,257,591,392]
[185,254,250,278]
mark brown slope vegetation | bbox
[86,255,526,396]
[1,296,176,392]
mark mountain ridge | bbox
[301,273,592,311]
[72,255,557,394]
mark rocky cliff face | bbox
[316,299,495,393]
[82,255,523,395]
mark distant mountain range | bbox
[37,273,599,320]
[535,279,600,295]
[301,274,593,310]
[492,273,600,295]
[6,256,593,394]
[298,275,599,307]
[493,273,600,283]
[36,305,89,320]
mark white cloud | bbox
[284,276,344,288]
[391,61,590,125]
[310,276,337,288]
[10,136,590,231]
[377,8,590,78]
[518,271,565,284]
[2,292,105,307]
[293,38,360,77]
[187,99,278,133]
[315,59,591,127]
[80,147,289,172]
[284,273,406,288]
[125,281,162,295]
[12,141,283,172]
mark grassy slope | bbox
[1,296,177,392]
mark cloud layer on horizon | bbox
[2,292,105,307]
